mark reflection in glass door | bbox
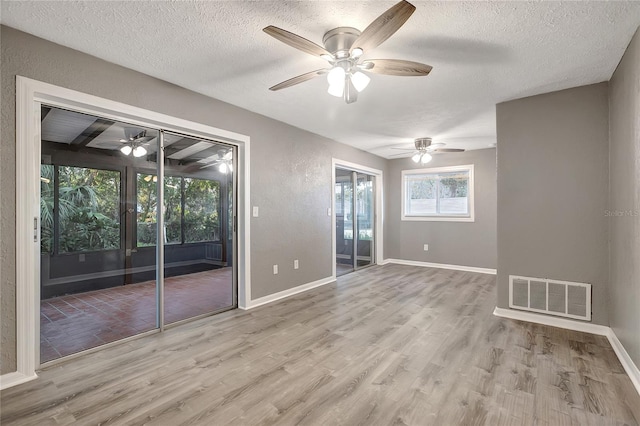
[335,168,375,276]
[335,169,355,276]
[356,173,375,268]
[40,106,159,363]
[162,131,235,324]
[39,105,236,364]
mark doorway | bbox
[334,167,376,276]
[39,106,236,363]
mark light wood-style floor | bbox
[2,264,638,425]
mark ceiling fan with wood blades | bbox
[390,137,465,164]
[263,0,432,104]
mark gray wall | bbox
[0,26,387,374]
[609,28,640,368]
[385,148,497,269]
[496,83,610,325]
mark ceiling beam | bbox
[71,118,114,147]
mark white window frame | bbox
[401,164,475,222]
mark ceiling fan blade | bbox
[432,148,465,153]
[269,69,328,91]
[361,59,432,76]
[390,147,417,151]
[200,159,224,169]
[389,152,414,157]
[351,0,416,54]
[263,26,331,58]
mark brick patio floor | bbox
[40,268,233,363]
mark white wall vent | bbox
[509,275,591,321]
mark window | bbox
[184,178,220,243]
[356,176,374,240]
[402,165,474,222]
[136,173,220,246]
[40,164,121,253]
[335,179,353,240]
[136,173,159,247]
[164,176,183,244]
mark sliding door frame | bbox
[331,159,384,279]
[13,76,251,387]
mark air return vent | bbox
[509,275,591,321]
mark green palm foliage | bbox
[40,165,120,254]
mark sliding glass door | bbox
[335,168,375,276]
[39,107,160,362]
[161,131,235,324]
[335,169,355,275]
[356,172,375,268]
[39,106,236,363]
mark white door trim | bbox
[10,76,251,388]
[331,158,384,279]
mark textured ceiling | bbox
[2,1,639,158]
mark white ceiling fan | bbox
[200,149,233,173]
[390,137,465,164]
[119,127,154,157]
[263,0,432,104]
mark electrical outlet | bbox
[327,208,331,216]
[253,206,259,217]
[423,244,429,251]
[273,264,278,274]
[294,259,299,269]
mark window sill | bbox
[401,216,475,223]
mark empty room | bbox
[1,1,639,425]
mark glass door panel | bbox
[335,168,355,276]
[162,132,235,324]
[356,173,375,268]
[39,105,158,363]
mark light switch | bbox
[327,208,332,216]
[253,206,259,217]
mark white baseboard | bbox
[0,371,38,390]
[242,276,336,310]
[493,307,609,335]
[493,307,640,397]
[383,258,496,275]
[606,327,640,396]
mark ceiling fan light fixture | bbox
[351,71,370,92]
[328,83,344,97]
[132,146,147,157]
[411,153,421,163]
[327,66,346,86]
[420,153,432,164]
[120,145,133,156]
[351,47,363,58]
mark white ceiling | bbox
[2,1,639,158]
